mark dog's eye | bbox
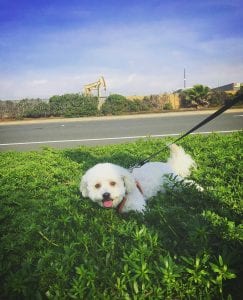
[110,181,116,186]
[95,183,101,189]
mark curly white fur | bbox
[80,144,202,213]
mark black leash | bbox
[130,92,243,170]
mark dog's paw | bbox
[183,179,204,192]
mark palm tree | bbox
[182,84,210,107]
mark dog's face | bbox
[80,163,136,209]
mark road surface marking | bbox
[0,130,241,147]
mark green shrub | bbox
[101,94,131,115]
[49,95,64,116]
[208,91,233,107]
[49,94,98,117]
[101,94,153,115]
[163,102,173,110]
[0,98,50,119]
[24,101,50,118]
[0,132,242,299]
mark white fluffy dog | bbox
[80,144,201,213]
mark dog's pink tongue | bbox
[103,200,113,208]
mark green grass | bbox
[0,132,242,299]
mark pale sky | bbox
[0,0,243,99]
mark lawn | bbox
[0,132,242,299]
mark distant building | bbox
[212,82,243,93]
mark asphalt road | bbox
[0,110,242,151]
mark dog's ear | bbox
[122,171,136,193]
[80,174,89,198]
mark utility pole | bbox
[184,68,186,89]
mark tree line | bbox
[0,85,237,119]
[0,94,99,119]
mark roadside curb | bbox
[0,108,243,126]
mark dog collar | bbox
[117,196,127,214]
[117,181,143,214]
[135,180,143,195]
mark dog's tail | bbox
[167,144,196,178]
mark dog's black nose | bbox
[102,192,111,199]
